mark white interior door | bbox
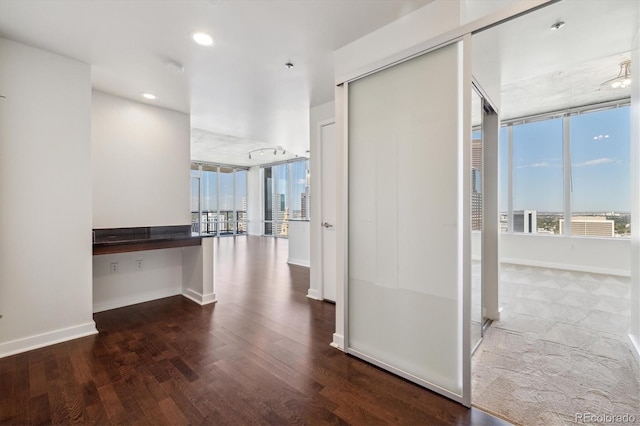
[321,121,337,302]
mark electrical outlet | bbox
[110,262,119,273]
[136,259,143,271]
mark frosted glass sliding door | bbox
[347,41,469,402]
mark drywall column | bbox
[247,166,262,235]
[182,237,215,305]
[629,22,640,364]
[0,39,96,357]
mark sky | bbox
[499,106,630,213]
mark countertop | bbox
[93,225,202,255]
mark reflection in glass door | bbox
[471,86,484,353]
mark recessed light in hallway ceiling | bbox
[192,31,214,47]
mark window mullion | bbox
[507,125,513,233]
[563,115,572,236]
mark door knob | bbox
[322,222,333,228]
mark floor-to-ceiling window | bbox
[262,159,309,238]
[190,163,249,236]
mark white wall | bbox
[93,249,183,312]
[288,221,310,267]
[500,234,631,277]
[92,90,190,228]
[309,101,335,300]
[247,166,262,235]
[0,38,96,357]
[460,0,522,24]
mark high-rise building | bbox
[513,210,537,233]
[301,192,308,219]
[471,139,482,231]
[559,217,614,237]
[274,193,288,236]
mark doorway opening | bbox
[470,1,639,423]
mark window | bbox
[235,170,247,234]
[275,163,289,237]
[262,159,309,237]
[499,102,631,238]
[202,166,218,234]
[290,160,309,220]
[218,167,234,235]
[190,163,248,236]
[512,118,564,234]
[569,107,630,237]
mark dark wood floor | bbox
[1,236,508,425]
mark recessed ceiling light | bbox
[192,32,214,46]
[141,93,157,100]
[550,21,565,31]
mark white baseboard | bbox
[500,258,630,277]
[628,334,640,366]
[93,287,182,313]
[330,333,344,351]
[182,288,217,305]
[306,288,322,300]
[0,321,98,358]
[287,258,310,268]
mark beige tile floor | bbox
[472,264,640,426]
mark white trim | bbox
[340,82,349,355]
[306,289,322,300]
[182,288,217,305]
[563,116,572,236]
[0,321,98,358]
[460,35,473,409]
[349,348,465,405]
[500,258,630,277]
[331,333,344,350]
[287,258,310,267]
[507,125,514,233]
[93,287,182,313]
[628,334,640,366]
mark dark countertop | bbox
[93,225,202,255]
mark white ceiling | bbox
[473,0,638,120]
[0,0,430,166]
[1,0,637,166]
